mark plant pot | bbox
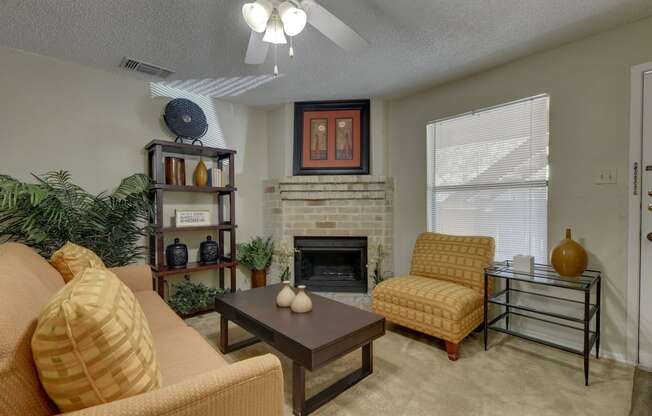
[251,269,267,288]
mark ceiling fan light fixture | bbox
[263,11,287,44]
[278,1,307,36]
[242,0,273,33]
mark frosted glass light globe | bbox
[242,0,273,33]
[278,1,307,36]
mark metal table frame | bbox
[483,262,601,386]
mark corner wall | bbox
[386,16,652,361]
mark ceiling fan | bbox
[242,0,368,74]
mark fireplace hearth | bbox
[294,237,368,293]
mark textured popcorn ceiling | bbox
[1,0,651,106]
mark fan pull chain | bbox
[289,37,294,58]
[274,44,279,76]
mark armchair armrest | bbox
[109,264,154,293]
[61,354,284,416]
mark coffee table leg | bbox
[219,315,229,354]
[293,362,306,416]
[362,342,372,373]
[293,341,374,416]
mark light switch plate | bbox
[595,168,617,184]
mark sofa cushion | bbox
[153,326,228,386]
[32,267,162,412]
[373,275,484,343]
[50,242,106,283]
[373,275,482,321]
[133,289,228,386]
[0,243,64,416]
[133,291,187,333]
[410,233,495,293]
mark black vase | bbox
[200,235,219,265]
[166,238,188,269]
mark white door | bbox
[640,71,652,368]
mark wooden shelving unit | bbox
[145,140,238,299]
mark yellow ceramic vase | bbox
[193,159,208,187]
[551,228,588,277]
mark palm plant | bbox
[0,171,152,266]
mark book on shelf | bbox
[207,168,225,188]
[221,166,229,187]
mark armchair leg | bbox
[445,341,459,361]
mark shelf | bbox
[154,259,236,277]
[488,311,597,356]
[489,288,598,323]
[147,139,238,297]
[486,262,600,291]
[145,140,236,159]
[152,184,236,194]
[157,224,237,233]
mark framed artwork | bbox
[294,100,370,175]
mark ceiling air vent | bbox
[120,57,174,78]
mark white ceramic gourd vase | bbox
[276,280,295,307]
[290,285,312,313]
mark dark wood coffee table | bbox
[214,285,385,416]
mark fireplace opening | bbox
[294,236,368,293]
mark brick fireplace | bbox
[263,175,394,292]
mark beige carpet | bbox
[187,312,633,416]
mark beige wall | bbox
[386,16,652,361]
[0,45,269,289]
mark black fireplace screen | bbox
[294,236,367,293]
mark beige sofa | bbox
[0,243,284,416]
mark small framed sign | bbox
[175,210,211,227]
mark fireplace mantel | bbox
[263,175,394,292]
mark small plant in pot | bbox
[236,236,273,288]
[275,242,299,282]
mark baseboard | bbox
[637,363,652,372]
[598,349,636,366]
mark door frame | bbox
[628,62,652,368]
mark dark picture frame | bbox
[293,99,370,175]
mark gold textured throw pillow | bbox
[50,242,106,282]
[31,267,162,412]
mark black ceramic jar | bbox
[166,238,188,269]
[199,235,219,265]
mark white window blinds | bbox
[427,95,549,262]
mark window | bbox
[427,95,549,262]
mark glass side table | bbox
[484,261,601,386]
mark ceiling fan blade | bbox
[245,31,269,64]
[302,0,369,52]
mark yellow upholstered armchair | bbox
[372,232,495,360]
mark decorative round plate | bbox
[163,98,208,139]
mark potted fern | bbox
[0,171,152,266]
[236,236,273,288]
[167,278,225,317]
